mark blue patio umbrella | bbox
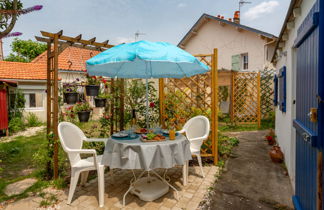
[86,40,210,128]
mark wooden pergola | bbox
[36,30,114,179]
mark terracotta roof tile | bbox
[31,47,100,72]
[0,61,47,80]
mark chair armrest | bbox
[188,136,207,142]
[68,149,98,168]
[84,138,108,145]
[177,129,186,134]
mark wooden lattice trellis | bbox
[231,71,261,127]
[160,50,219,164]
[260,69,275,119]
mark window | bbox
[24,92,43,108]
[275,66,287,112]
[231,53,248,71]
[241,53,248,70]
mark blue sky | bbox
[2,0,290,56]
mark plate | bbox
[112,132,129,138]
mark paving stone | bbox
[4,178,37,196]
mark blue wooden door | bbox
[293,1,323,209]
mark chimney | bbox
[234,11,240,24]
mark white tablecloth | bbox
[101,134,192,170]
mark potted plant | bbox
[63,82,79,104]
[265,128,276,145]
[95,90,110,108]
[269,145,284,163]
[85,74,101,96]
[74,102,92,122]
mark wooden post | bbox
[46,41,52,137]
[53,34,59,179]
[317,151,323,210]
[120,79,125,131]
[159,78,165,128]
[211,48,218,165]
[230,72,235,123]
[257,72,261,128]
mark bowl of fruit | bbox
[141,132,166,142]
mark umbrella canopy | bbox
[86,40,209,78]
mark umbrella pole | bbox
[146,78,149,129]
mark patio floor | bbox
[5,165,219,210]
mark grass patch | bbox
[218,133,239,160]
[0,131,49,202]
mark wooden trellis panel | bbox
[231,71,261,127]
[260,69,275,119]
[160,50,218,164]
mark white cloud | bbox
[243,1,279,20]
[177,2,187,8]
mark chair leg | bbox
[182,161,188,186]
[80,171,89,186]
[197,154,205,178]
[98,165,105,207]
[67,168,81,204]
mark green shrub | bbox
[8,117,25,133]
[25,113,42,127]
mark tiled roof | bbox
[178,13,277,47]
[32,47,100,72]
[0,61,47,80]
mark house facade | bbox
[178,12,277,72]
[0,47,99,122]
[272,0,316,191]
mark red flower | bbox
[149,102,155,108]
[266,136,273,141]
[104,115,110,120]
[102,79,107,84]
[92,76,96,79]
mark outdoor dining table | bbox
[101,132,192,206]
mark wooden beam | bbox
[293,7,301,18]
[40,31,114,48]
[35,36,108,52]
[88,37,96,43]
[179,44,185,49]
[74,34,82,40]
[211,48,218,165]
[102,40,109,45]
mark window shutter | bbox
[273,74,278,106]
[231,54,240,71]
[278,66,287,112]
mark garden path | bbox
[204,130,294,210]
[0,126,45,143]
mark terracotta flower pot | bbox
[269,146,284,163]
[85,85,100,96]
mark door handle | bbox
[308,108,318,123]
[302,132,311,142]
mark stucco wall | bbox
[275,0,316,191]
[183,20,271,71]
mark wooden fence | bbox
[159,50,219,164]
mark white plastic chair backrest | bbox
[183,116,210,152]
[58,122,87,166]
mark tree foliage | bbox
[5,38,47,62]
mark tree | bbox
[4,38,47,62]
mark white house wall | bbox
[183,20,272,71]
[275,0,316,191]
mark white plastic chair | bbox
[178,115,210,178]
[58,122,107,207]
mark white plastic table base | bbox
[123,170,180,206]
